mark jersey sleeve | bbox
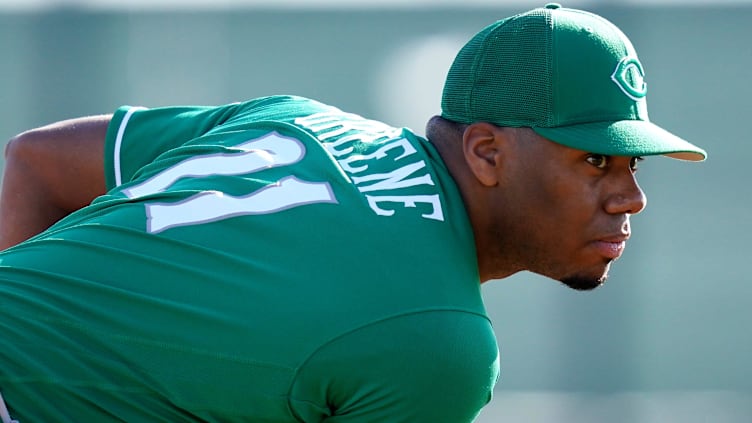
[103,103,241,191]
[288,311,500,423]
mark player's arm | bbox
[0,115,111,250]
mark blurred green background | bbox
[0,1,750,422]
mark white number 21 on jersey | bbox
[121,131,338,234]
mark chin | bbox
[559,273,608,291]
[556,259,615,291]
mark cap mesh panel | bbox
[442,10,553,127]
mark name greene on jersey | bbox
[295,111,445,222]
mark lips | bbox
[592,234,629,260]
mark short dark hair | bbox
[425,115,468,144]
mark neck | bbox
[429,132,507,283]
[427,118,527,283]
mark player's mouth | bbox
[591,234,629,260]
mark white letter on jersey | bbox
[146,176,336,234]
[352,161,434,193]
[365,194,444,221]
[338,137,417,174]
[122,131,305,199]
[121,131,337,234]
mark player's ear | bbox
[462,122,507,187]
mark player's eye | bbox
[630,156,644,172]
[585,154,609,169]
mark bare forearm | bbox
[0,115,110,249]
[0,151,70,249]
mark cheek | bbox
[518,173,582,216]
[499,180,561,248]
[517,177,599,243]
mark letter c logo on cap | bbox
[611,56,647,101]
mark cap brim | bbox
[533,120,706,161]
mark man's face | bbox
[490,129,647,290]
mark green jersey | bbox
[0,95,499,422]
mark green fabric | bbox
[440,4,706,161]
[0,95,499,422]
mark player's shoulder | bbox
[236,95,410,137]
[235,95,340,120]
[289,310,499,422]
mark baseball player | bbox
[0,4,705,422]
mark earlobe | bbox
[463,123,504,187]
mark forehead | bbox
[514,127,584,158]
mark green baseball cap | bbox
[441,3,706,161]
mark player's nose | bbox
[604,171,647,215]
